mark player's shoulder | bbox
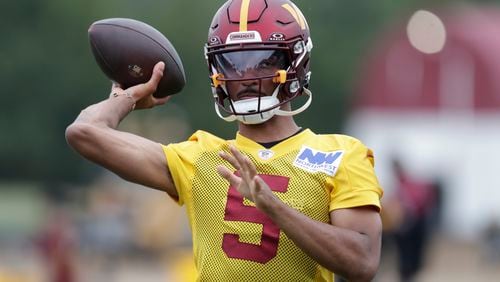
[186,130,228,148]
[164,130,228,157]
[313,133,366,150]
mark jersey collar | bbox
[234,128,314,152]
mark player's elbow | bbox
[344,257,379,282]
[358,264,378,282]
[65,122,97,153]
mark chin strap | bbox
[214,83,237,122]
[275,87,312,117]
[214,87,313,124]
[215,103,237,122]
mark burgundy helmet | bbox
[205,0,313,124]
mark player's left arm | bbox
[271,204,381,282]
[217,145,381,282]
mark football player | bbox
[66,0,383,281]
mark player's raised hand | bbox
[217,145,276,211]
[110,62,171,110]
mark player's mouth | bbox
[237,89,264,100]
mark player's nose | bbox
[242,79,258,87]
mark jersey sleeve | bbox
[162,130,226,206]
[330,137,383,212]
[162,143,197,206]
[161,131,205,206]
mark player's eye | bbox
[258,60,273,69]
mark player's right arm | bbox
[65,62,178,197]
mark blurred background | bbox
[1,0,500,281]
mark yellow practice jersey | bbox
[163,129,382,281]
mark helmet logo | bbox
[269,32,286,41]
[208,36,221,45]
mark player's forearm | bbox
[74,95,135,129]
[66,96,134,162]
[264,199,379,281]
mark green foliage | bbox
[0,0,495,186]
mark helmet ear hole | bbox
[301,58,311,88]
[303,58,310,70]
[215,86,229,106]
[216,86,227,98]
[278,90,289,101]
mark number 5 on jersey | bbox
[222,174,289,263]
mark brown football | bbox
[88,18,185,98]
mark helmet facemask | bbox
[206,39,313,124]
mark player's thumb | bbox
[253,175,266,192]
[147,61,165,91]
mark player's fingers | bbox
[217,165,241,187]
[231,147,255,182]
[229,145,248,169]
[228,145,254,182]
[253,176,272,198]
[146,61,165,92]
[216,165,232,179]
[125,62,164,101]
[235,185,253,202]
[154,96,171,106]
[225,146,258,189]
[219,150,241,170]
[237,156,253,184]
[253,175,265,192]
[243,156,257,177]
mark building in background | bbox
[347,6,500,240]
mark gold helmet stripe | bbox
[282,3,306,30]
[239,0,251,31]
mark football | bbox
[88,18,186,98]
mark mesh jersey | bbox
[162,129,382,281]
